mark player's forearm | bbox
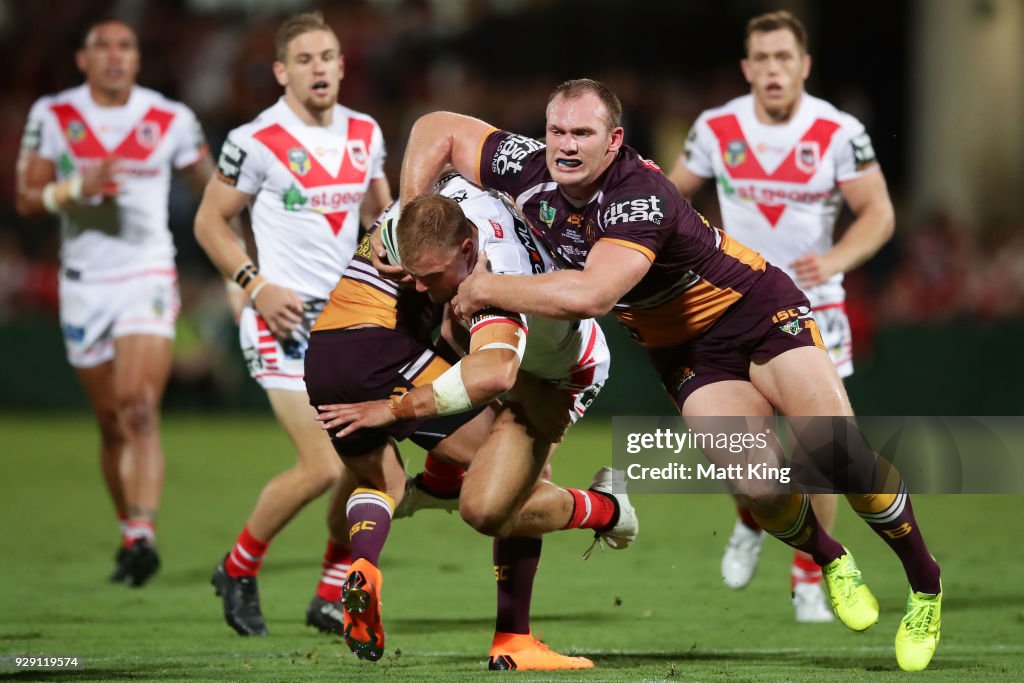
[194,205,268,300]
[15,175,83,217]
[477,271,610,320]
[390,350,517,421]
[828,202,895,274]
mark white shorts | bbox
[239,299,326,392]
[812,303,853,378]
[59,267,179,368]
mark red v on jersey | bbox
[252,118,376,236]
[706,114,840,227]
[50,103,177,161]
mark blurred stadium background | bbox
[1,0,1022,415]
[1,0,1023,680]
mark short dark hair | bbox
[548,78,623,130]
[745,10,809,54]
[80,18,137,49]
[396,195,473,264]
[275,11,338,62]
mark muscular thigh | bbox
[749,346,853,417]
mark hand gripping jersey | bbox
[218,98,386,300]
[22,85,208,274]
[478,131,769,349]
[315,174,608,394]
[683,93,879,309]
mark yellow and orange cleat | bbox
[488,631,594,671]
[341,558,385,661]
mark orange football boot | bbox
[341,558,385,661]
[488,631,594,671]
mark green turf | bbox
[1,414,1022,681]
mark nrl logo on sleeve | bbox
[491,134,544,177]
[217,140,247,185]
[850,132,876,170]
[288,148,311,176]
[602,195,666,226]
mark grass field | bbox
[1,414,1022,682]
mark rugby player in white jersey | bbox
[15,19,215,587]
[315,177,637,669]
[194,12,392,637]
[668,10,895,624]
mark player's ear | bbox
[801,53,812,80]
[608,126,624,154]
[75,49,88,75]
[272,60,288,87]
[337,53,345,82]
[460,238,475,260]
[740,58,753,84]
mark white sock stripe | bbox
[233,544,263,563]
[776,495,811,541]
[347,493,394,518]
[323,567,349,579]
[578,491,593,527]
[320,577,347,587]
[857,491,908,524]
[229,550,258,569]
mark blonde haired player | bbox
[194,11,390,636]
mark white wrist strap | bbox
[67,174,84,202]
[432,360,473,415]
[41,175,84,215]
[41,183,60,214]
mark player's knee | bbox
[116,389,159,436]
[96,407,125,448]
[739,491,790,517]
[299,459,342,495]
[459,498,509,537]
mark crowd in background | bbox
[2,0,1022,367]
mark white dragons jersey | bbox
[218,98,386,300]
[23,84,208,274]
[684,92,879,308]
[440,174,609,393]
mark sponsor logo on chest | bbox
[602,195,665,226]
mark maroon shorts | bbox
[648,265,826,410]
[304,327,485,456]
